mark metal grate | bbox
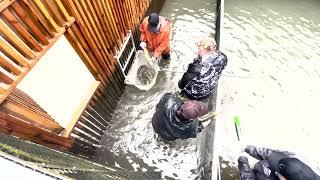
[114,31,137,78]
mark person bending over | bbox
[139,13,171,63]
[152,93,208,141]
[238,145,320,180]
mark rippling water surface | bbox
[216,0,320,179]
[95,0,217,179]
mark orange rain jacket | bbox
[139,16,170,58]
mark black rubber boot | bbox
[162,52,170,60]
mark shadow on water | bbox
[94,0,218,179]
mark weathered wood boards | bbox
[0,0,152,155]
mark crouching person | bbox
[152,93,208,141]
[238,145,320,180]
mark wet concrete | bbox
[216,0,320,178]
[94,0,218,179]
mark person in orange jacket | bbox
[139,13,171,63]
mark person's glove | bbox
[151,56,157,66]
[151,56,157,63]
[151,56,159,70]
[140,41,146,49]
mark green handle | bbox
[234,116,241,141]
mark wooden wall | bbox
[62,0,152,155]
[63,0,151,121]
[0,0,155,156]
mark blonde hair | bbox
[197,36,216,50]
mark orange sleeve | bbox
[153,30,170,58]
[139,18,146,42]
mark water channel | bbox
[94,0,320,179]
[217,0,320,179]
[95,0,218,179]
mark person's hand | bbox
[151,56,159,70]
[140,41,146,49]
[151,56,158,66]
[151,56,157,62]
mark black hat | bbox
[148,13,159,32]
[278,158,320,180]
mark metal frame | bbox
[212,0,224,179]
[114,30,137,77]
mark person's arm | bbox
[139,19,147,42]
[238,156,256,180]
[178,63,199,89]
[153,25,170,58]
[245,145,274,160]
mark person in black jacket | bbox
[238,145,320,180]
[151,93,208,141]
[178,37,228,100]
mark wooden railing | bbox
[0,0,74,103]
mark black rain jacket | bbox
[152,93,202,141]
[178,51,228,100]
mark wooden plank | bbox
[0,27,67,103]
[62,80,100,137]
[41,0,66,26]
[22,0,55,38]
[53,0,72,22]
[78,116,104,136]
[109,0,125,37]
[0,0,15,12]
[0,55,21,75]
[32,0,62,33]
[85,0,124,87]
[67,25,122,110]
[1,100,63,132]
[67,0,123,96]
[7,95,54,119]
[72,127,100,145]
[0,111,73,149]
[11,1,49,45]
[0,19,35,59]
[66,0,110,83]
[65,25,98,78]
[115,0,128,33]
[83,108,110,128]
[89,0,112,50]
[1,9,43,52]
[101,0,121,44]
[88,96,113,122]
[75,121,102,141]
[0,83,8,93]
[0,67,14,84]
[87,104,112,123]
[0,37,30,67]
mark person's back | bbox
[179,51,228,100]
[152,93,207,141]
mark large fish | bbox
[137,65,156,85]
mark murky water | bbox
[95,0,217,179]
[216,0,320,179]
